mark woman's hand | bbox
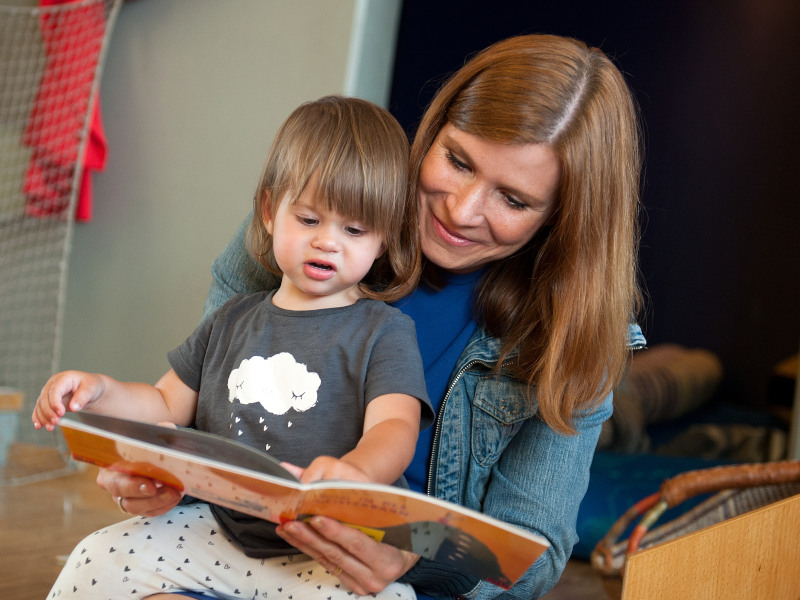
[276,516,420,596]
[96,468,182,517]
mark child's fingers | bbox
[55,372,94,412]
[32,403,60,431]
[32,375,68,430]
[32,371,100,431]
[301,457,370,483]
[300,461,326,483]
[63,372,106,412]
[280,461,306,480]
[31,403,51,430]
[301,456,343,483]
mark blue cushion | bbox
[573,451,725,559]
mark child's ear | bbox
[262,191,274,235]
[369,242,386,265]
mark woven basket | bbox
[590,460,800,596]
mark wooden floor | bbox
[0,463,128,599]
[543,560,615,600]
[0,460,613,600]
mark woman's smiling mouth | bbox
[432,214,476,247]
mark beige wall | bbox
[59,0,401,383]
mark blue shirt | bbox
[392,269,484,494]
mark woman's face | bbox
[417,123,561,273]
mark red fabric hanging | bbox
[22,0,108,221]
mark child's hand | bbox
[32,370,105,431]
[300,456,372,484]
[279,461,306,480]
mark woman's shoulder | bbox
[207,290,273,322]
[456,321,647,370]
[627,322,647,349]
[459,326,504,364]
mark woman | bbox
[97,34,645,599]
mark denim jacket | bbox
[411,323,645,600]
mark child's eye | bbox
[345,225,367,236]
[297,216,318,226]
[445,150,470,172]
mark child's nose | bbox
[312,232,340,253]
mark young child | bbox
[33,96,431,600]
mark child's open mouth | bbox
[303,261,336,280]
[308,262,332,271]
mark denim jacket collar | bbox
[451,321,646,379]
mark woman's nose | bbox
[446,182,485,226]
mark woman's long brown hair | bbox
[410,35,643,433]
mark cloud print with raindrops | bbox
[227,353,321,415]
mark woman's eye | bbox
[445,150,470,172]
[503,193,527,210]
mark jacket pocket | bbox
[471,375,536,466]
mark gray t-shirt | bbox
[167,290,431,556]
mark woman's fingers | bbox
[96,467,153,497]
[276,518,341,566]
[278,519,373,595]
[120,487,182,517]
[277,516,417,596]
[96,468,182,517]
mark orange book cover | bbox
[59,412,548,589]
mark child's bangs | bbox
[274,96,406,237]
[312,166,396,234]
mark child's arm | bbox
[32,369,198,431]
[299,392,422,484]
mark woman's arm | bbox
[203,214,280,318]
[470,393,613,600]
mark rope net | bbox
[0,0,120,483]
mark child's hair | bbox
[248,95,420,302]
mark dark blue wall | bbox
[389,1,800,409]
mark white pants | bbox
[48,502,415,600]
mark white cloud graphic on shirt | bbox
[227,353,320,415]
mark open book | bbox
[59,411,549,589]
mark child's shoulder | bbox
[354,298,414,327]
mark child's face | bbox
[265,185,385,309]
